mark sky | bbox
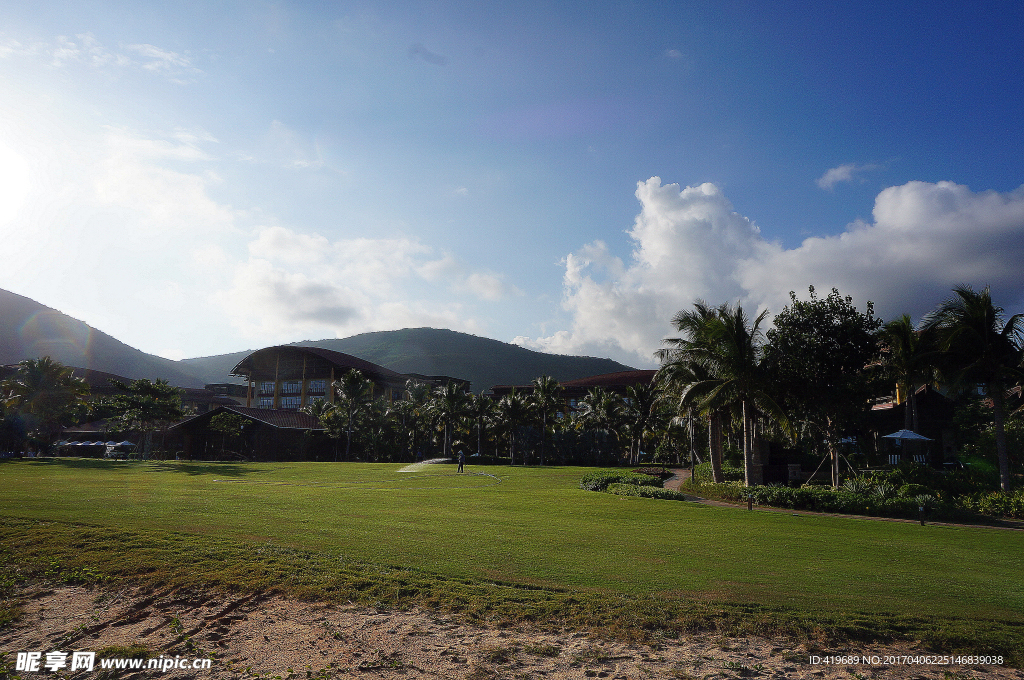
[1,0,1023,368]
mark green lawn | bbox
[2,458,1023,656]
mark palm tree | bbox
[657,358,721,480]
[403,379,432,460]
[657,301,790,486]
[876,314,941,463]
[2,356,90,452]
[574,387,624,464]
[332,369,373,461]
[623,381,661,465]
[497,389,532,465]
[877,314,938,434]
[531,375,563,466]
[430,381,470,459]
[466,393,496,457]
[922,285,1024,491]
[302,398,340,461]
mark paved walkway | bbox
[660,468,1024,531]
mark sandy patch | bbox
[1,585,1019,679]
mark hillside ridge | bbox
[1,289,637,392]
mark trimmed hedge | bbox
[606,483,694,501]
[691,461,744,484]
[688,481,980,522]
[578,471,662,492]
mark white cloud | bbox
[257,120,326,170]
[520,177,1024,368]
[216,225,518,342]
[817,162,881,190]
[0,33,200,81]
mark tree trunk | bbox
[742,399,753,487]
[710,413,724,483]
[991,386,1011,492]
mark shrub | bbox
[631,467,674,479]
[897,483,932,498]
[690,462,744,484]
[606,483,692,501]
[958,489,1024,519]
[578,471,662,492]
[691,482,978,522]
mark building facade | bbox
[229,346,469,410]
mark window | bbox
[258,397,274,408]
[259,381,275,395]
[281,381,301,394]
[308,379,326,393]
[280,396,301,409]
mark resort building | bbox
[488,369,658,410]
[229,345,469,410]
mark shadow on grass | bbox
[0,457,264,478]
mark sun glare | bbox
[0,139,32,226]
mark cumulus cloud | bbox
[519,177,1024,367]
[816,162,882,190]
[217,225,518,341]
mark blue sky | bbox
[1,0,1022,368]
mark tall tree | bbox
[573,387,624,464]
[333,369,373,461]
[302,398,342,460]
[765,287,882,487]
[466,393,497,457]
[102,378,184,453]
[623,381,662,466]
[531,375,563,466]
[876,314,938,434]
[658,301,790,486]
[922,285,1024,491]
[403,379,432,459]
[497,389,532,465]
[658,357,721,481]
[430,381,470,459]
[2,357,90,452]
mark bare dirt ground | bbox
[2,584,1020,680]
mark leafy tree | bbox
[102,378,184,453]
[208,412,249,457]
[1,357,90,452]
[531,375,563,466]
[765,287,882,486]
[922,285,1024,491]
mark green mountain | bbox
[1,288,637,393]
[181,328,636,392]
[0,288,207,387]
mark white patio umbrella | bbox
[882,429,932,441]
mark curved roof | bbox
[559,370,658,389]
[229,345,409,384]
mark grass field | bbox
[2,458,1023,659]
